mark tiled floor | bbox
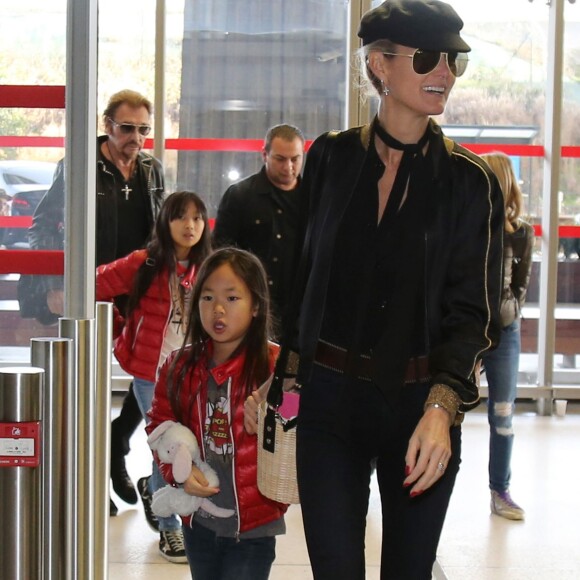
[109,398,580,579]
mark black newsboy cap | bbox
[358,0,471,53]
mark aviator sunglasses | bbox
[382,49,469,78]
[108,117,152,136]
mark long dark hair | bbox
[168,248,273,422]
[125,191,212,319]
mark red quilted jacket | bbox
[96,249,197,382]
[146,341,287,533]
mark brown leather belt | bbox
[314,339,430,384]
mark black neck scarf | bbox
[373,117,430,223]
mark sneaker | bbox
[159,529,188,564]
[138,476,160,532]
[490,490,525,520]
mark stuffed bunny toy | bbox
[147,420,234,519]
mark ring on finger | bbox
[437,461,445,472]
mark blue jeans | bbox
[482,320,521,493]
[132,377,181,532]
[296,365,461,580]
[182,520,276,580]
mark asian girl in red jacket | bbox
[96,191,211,562]
[147,248,287,580]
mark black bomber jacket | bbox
[294,120,504,414]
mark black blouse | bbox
[320,134,430,365]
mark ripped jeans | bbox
[482,320,521,493]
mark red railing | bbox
[0,250,63,275]
[0,85,66,109]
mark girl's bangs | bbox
[170,197,199,220]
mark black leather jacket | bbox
[295,121,504,412]
[28,135,165,306]
[29,135,165,269]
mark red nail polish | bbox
[405,465,411,476]
[403,481,411,488]
[410,490,423,498]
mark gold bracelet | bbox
[424,384,461,426]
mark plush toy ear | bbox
[147,420,177,450]
[172,443,194,483]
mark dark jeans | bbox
[296,365,462,580]
[182,520,276,580]
[110,382,142,456]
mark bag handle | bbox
[266,130,339,410]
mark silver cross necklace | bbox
[121,183,132,200]
[106,141,134,200]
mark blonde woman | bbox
[258,2,505,578]
[481,152,534,520]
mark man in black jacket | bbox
[27,90,166,522]
[213,124,305,336]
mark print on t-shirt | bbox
[205,396,233,457]
[170,298,185,334]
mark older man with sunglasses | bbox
[26,90,186,562]
[29,88,164,316]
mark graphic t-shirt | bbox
[193,368,285,539]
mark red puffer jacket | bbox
[96,249,196,382]
[147,341,287,533]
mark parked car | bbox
[0,161,56,248]
[0,161,56,196]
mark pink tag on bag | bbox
[278,392,300,420]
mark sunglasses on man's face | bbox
[382,49,468,78]
[108,117,152,136]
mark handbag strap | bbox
[267,130,340,409]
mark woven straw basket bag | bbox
[257,399,300,505]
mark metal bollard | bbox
[0,366,44,580]
[31,338,73,580]
[94,302,112,580]
[59,318,95,580]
